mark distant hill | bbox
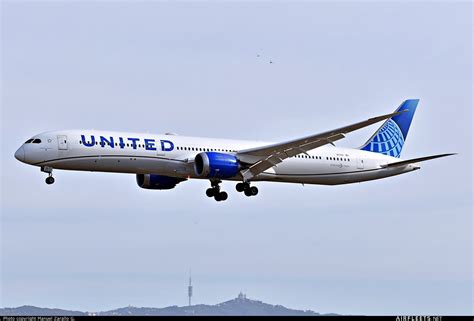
[0,305,86,316]
[1,293,337,316]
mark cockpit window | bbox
[24,139,34,144]
[32,139,41,144]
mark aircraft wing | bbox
[237,110,404,181]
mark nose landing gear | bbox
[236,182,258,197]
[206,180,228,202]
[41,166,55,185]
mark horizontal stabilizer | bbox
[381,153,456,168]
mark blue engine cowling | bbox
[194,152,240,179]
[136,174,185,190]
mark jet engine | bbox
[194,152,239,179]
[136,174,185,190]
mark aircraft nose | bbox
[14,146,25,162]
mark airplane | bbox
[14,99,454,202]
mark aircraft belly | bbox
[254,161,408,185]
[41,155,189,176]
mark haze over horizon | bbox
[1,1,472,315]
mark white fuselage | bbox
[15,129,419,185]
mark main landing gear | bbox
[206,180,228,202]
[205,181,259,202]
[236,182,258,197]
[41,166,55,185]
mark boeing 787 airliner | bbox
[14,99,454,201]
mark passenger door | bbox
[57,135,68,150]
[356,158,364,169]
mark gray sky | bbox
[1,1,472,315]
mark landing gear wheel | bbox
[236,183,245,192]
[244,188,252,197]
[214,191,228,202]
[250,186,258,196]
[45,176,55,185]
[219,191,228,201]
[206,188,215,197]
[208,180,227,201]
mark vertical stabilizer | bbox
[360,99,419,157]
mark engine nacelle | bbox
[136,174,184,190]
[194,152,239,179]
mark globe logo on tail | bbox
[362,119,405,158]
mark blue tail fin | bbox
[360,99,419,158]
